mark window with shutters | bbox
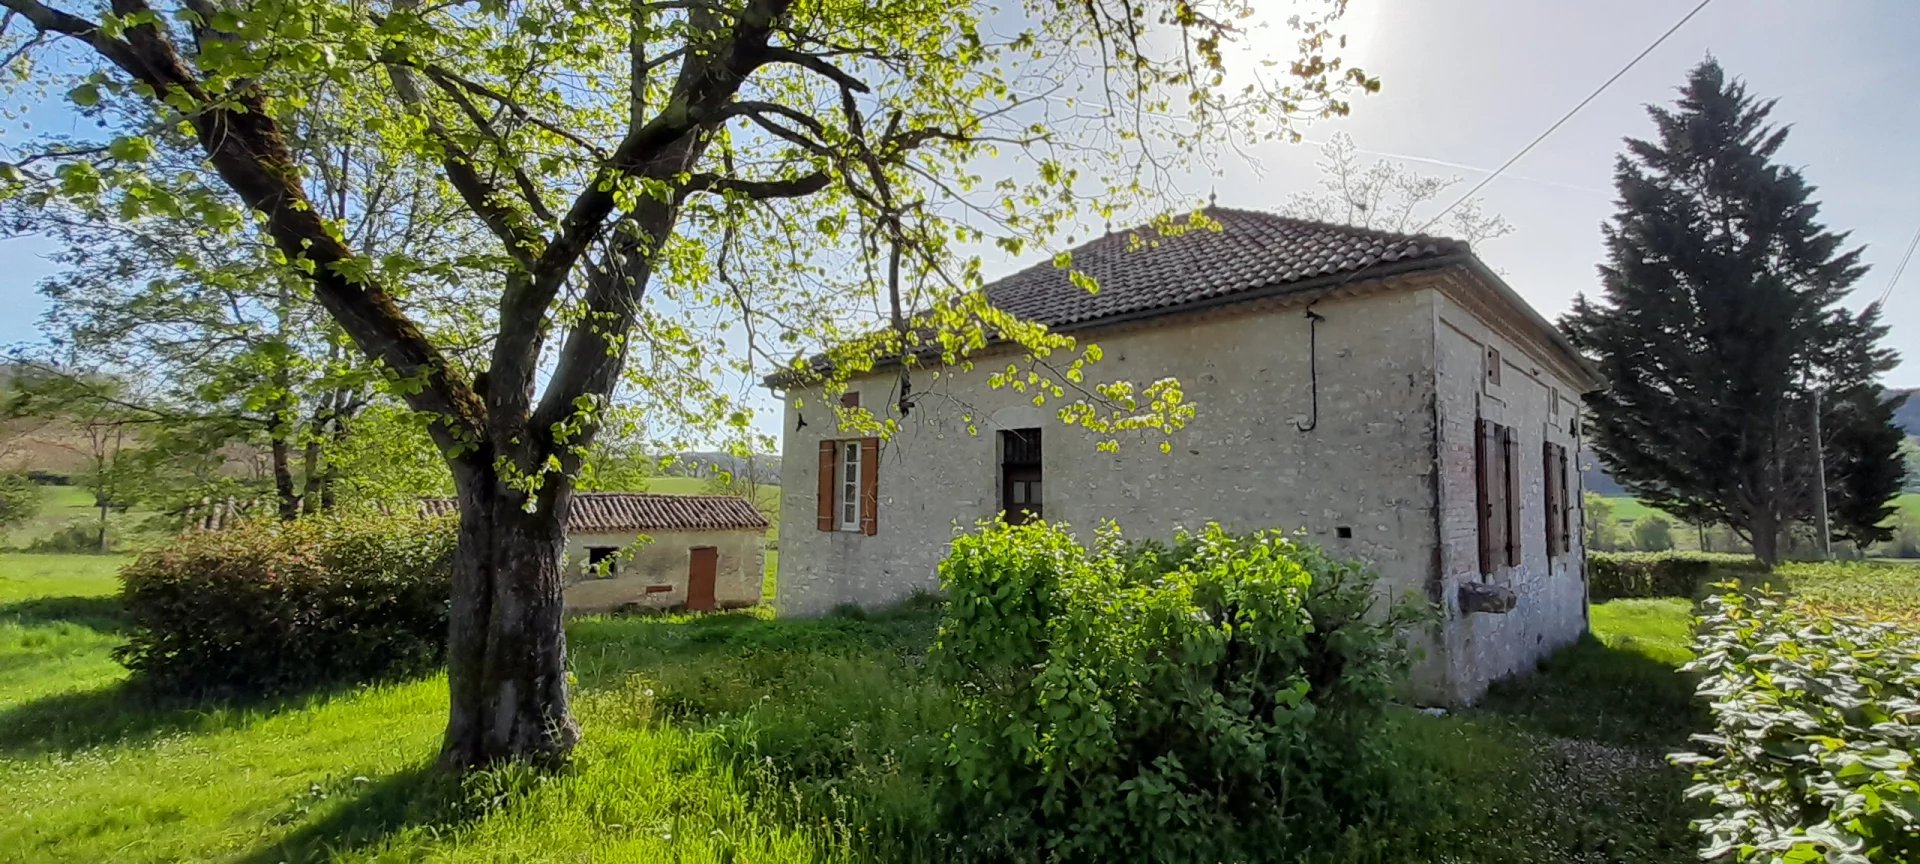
[817,437,880,535]
[1543,442,1563,559]
[1000,428,1042,525]
[838,440,861,531]
[1476,418,1520,577]
[1543,441,1573,557]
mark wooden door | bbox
[686,547,718,612]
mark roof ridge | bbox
[1199,205,1468,250]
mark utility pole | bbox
[1811,386,1831,559]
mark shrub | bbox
[1673,588,1919,863]
[115,512,455,696]
[1589,551,1771,601]
[1632,514,1675,551]
[25,520,112,553]
[930,520,1423,861]
[0,473,41,531]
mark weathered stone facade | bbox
[776,261,1599,702]
[562,528,765,613]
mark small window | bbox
[1484,345,1502,389]
[838,440,862,531]
[1000,428,1043,525]
[1549,386,1561,417]
[586,546,619,578]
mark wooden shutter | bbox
[1476,418,1496,576]
[858,437,879,536]
[1542,443,1562,558]
[1500,426,1520,567]
[1558,446,1573,555]
[816,440,836,532]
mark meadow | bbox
[1,549,1715,864]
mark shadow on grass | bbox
[0,677,380,757]
[235,764,504,864]
[1475,633,1703,748]
[0,594,128,633]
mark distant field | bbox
[0,485,160,552]
[1599,493,1919,522]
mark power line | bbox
[1876,222,1920,307]
[1417,0,1718,234]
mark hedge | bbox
[1673,589,1919,862]
[115,512,456,697]
[1589,551,1771,601]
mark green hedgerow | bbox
[929,519,1427,862]
[115,511,456,696]
[1672,587,1920,863]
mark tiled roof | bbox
[979,207,1467,329]
[417,493,769,532]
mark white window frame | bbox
[838,440,862,531]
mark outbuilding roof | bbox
[417,492,769,533]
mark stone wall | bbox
[777,278,1447,677]
[1430,280,1591,699]
[561,528,765,613]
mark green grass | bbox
[1,551,1717,864]
[1,485,164,552]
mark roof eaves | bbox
[763,251,1465,391]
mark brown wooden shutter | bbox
[1476,418,1495,576]
[1542,443,1561,558]
[1497,424,1512,568]
[859,437,879,536]
[816,440,836,532]
[1558,446,1573,555]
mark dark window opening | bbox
[1000,428,1043,525]
[1335,526,1353,539]
[587,545,619,577]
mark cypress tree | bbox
[1563,59,1907,564]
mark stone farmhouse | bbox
[420,492,769,613]
[771,208,1606,703]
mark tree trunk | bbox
[270,431,299,520]
[1750,510,1780,567]
[438,464,580,770]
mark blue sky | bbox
[3,0,1917,403]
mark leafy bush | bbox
[930,520,1423,861]
[0,473,41,531]
[1673,588,1919,863]
[1632,514,1675,552]
[1589,551,1771,601]
[115,512,455,696]
[25,519,112,553]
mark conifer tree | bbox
[1564,59,1907,564]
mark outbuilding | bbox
[421,492,770,613]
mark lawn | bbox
[1,484,164,552]
[0,550,1716,864]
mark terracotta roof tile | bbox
[979,207,1467,329]
[416,493,769,533]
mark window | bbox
[1475,418,1520,576]
[839,440,862,530]
[1484,345,1503,389]
[1543,442,1572,557]
[817,437,879,535]
[1000,428,1042,525]
[586,546,619,578]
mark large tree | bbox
[1564,59,1907,565]
[0,0,1376,768]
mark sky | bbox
[1,0,1917,442]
